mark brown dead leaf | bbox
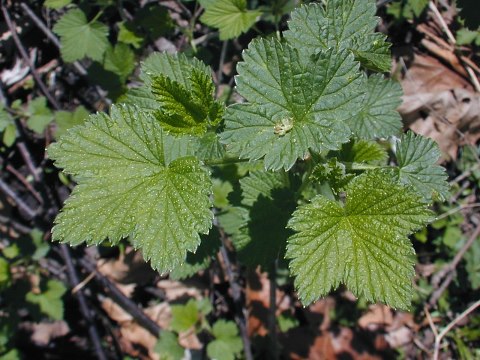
[384,326,413,348]
[101,298,172,360]
[397,54,480,160]
[23,321,70,346]
[358,305,393,331]
[246,268,291,337]
[97,248,156,285]
[156,279,203,301]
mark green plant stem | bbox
[90,10,104,24]
[216,40,229,96]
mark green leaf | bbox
[207,320,243,360]
[170,299,199,332]
[117,22,144,49]
[44,0,72,9]
[287,171,433,309]
[392,131,449,202]
[347,75,403,139]
[27,97,54,134]
[134,4,173,39]
[154,331,184,360]
[335,139,388,164]
[141,52,210,88]
[310,158,354,194]
[277,311,299,332]
[48,105,213,272]
[0,105,12,132]
[0,258,11,289]
[465,237,480,290]
[200,0,262,40]
[284,0,391,72]
[456,28,480,45]
[219,171,296,268]
[221,38,362,170]
[119,86,160,112]
[408,0,429,17]
[53,8,109,62]
[195,132,226,161]
[2,124,16,147]
[54,106,89,138]
[169,228,221,280]
[150,56,222,136]
[103,43,135,82]
[0,106,16,147]
[26,280,67,320]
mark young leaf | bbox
[392,131,449,202]
[169,228,221,280]
[200,0,262,40]
[103,43,135,82]
[347,74,403,139]
[26,280,67,320]
[287,171,433,309]
[154,331,184,360]
[284,0,391,72]
[53,8,109,62]
[310,158,354,194]
[218,171,295,268]
[141,52,211,88]
[27,97,54,134]
[48,105,213,272]
[170,299,199,332]
[151,74,223,136]
[334,139,388,164]
[117,22,144,49]
[221,38,362,170]
[207,320,243,360]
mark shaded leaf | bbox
[392,131,449,202]
[347,75,403,139]
[54,106,89,138]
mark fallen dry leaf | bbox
[397,53,480,160]
[101,298,173,360]
[97,248,156,285]
[358,305,393,331]
[23,320,70,346]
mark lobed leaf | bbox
[207,320,243,360]
[48,105,213,272]
[287,171,433,309]
[218,171,295,268]
[347,74,403,139]
[284,0,391,72]
[53,8,109,62]
[392,131,449,202]
[222,38,362,170]
[200,0,261,40]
